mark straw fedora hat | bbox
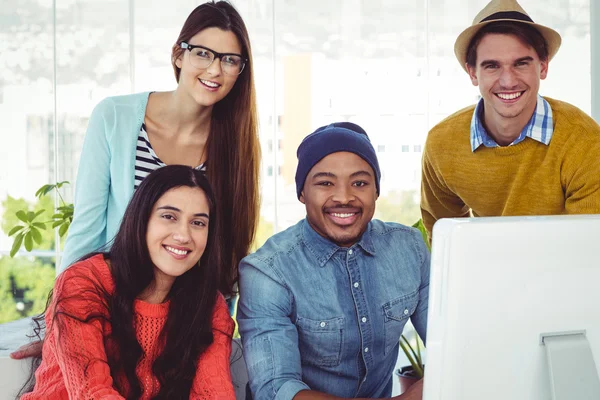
[454,0,561,71]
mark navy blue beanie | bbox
[295,122,381,198]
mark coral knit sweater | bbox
[22,254,235,399]
[421,97,600,239]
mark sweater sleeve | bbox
[190,294,236,399]
[420,140,470,242]
[49,263,125,399]
[60,98,115,272]
[563,133,600,214]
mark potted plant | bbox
[394,219,430,393]
[7,182,73,257]
[395,331,425,393]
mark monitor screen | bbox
[423,215,600,400]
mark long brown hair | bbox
[171,1,260,296]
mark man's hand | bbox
[9,340,43,360]
[392,378,423,400]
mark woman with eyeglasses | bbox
[11,0,259,360]
[20,165,235,399]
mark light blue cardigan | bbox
[60,92,151,272]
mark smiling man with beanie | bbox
[421,0,600,241]
[238,122,430,400]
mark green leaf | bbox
[34,209,46,218]
[33,222,47,229]
[8,225,25,236]
[31,227,43,245]
[412,219,431,250]
[10,233,24,257]
[35,185,48,197]
[27,211,35,221]
[52,220,63,228]
[402,335,421,364]
[400,335,424,378]
[59,223,69,237]
[35,184,54,198]
[24,232,33,251]
[400,337,418,369]
[57,206,73,212]
[416,335,422,365]
[55,181,70,188]
[16,210,28,223]
[52,213,63,220]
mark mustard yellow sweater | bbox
[421,97,600,239]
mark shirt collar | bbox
[470,94,554,152]
[301,218,376,267]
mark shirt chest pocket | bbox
[382,291,419,356]
[296,316,344,367]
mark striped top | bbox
[135,124,205,189]
[470,94,554,152]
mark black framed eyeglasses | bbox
[180,42,247,76]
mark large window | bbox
[0,0,593,326]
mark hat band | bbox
[480,11,534,24]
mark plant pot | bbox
[394,365,420,394]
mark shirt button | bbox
[348,249,353,255]
[353,282,359,288]
[404,309,409,315]
[361,317,367,323]
[320,322,326,327]
[364,347,369,353]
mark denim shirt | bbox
[238,218,430,400]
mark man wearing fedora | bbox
[421,0,600,240]
[238,122,430,400]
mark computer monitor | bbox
[423,215,600,400]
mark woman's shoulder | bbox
[212,292,234,334]
[100,91,151,106]
[51,254,113,318]
[56,254,114,295]
[92,92,151,117]
[86,92,151,144]
[213,292,228,314]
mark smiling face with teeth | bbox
[300,152,378,248]
[467,33,548,145]
[146,186,210,290]
[175,27,242,108]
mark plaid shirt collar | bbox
[470,95,554,152]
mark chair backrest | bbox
[231,338,249,400]
[0,318,32,400]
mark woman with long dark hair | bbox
[11,0,259,360]
[20,165,235,399]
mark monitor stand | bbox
[540,331,600,400]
